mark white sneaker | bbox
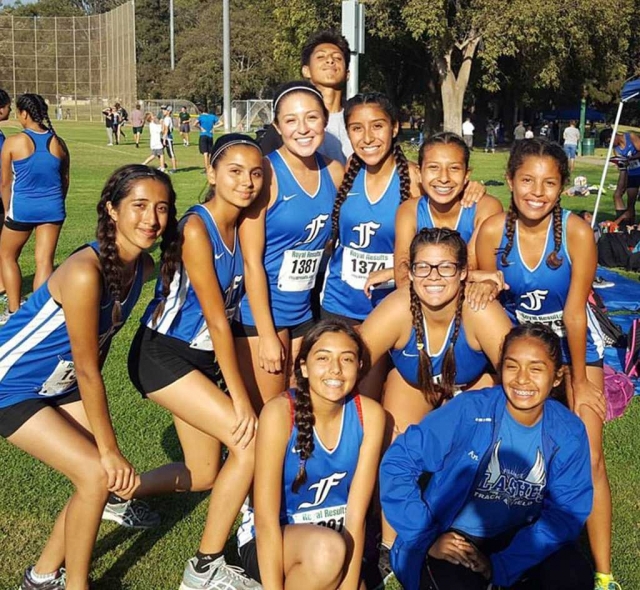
[102,498,160,529]
[179,555,261,590]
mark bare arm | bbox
[467,196,503,270]
[339,397,385,590]
[394,198,420,287]
[254,396,291,590]
[182,215,256,447]
[0,136,13,211]
[465,300,513,371]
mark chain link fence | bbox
[0,0,136,121]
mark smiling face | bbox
[207,145,263,209]
[419,143,470,206]
[507,155,563,223]
[346,104,398,169]
[300,331,361,404]
[302,42,348,89]
[108,178,170,253]
[274,92,326,158]
[409,243,466,310]
[501,336,563,426]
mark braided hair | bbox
[408,227,467,408]
[96,165,178,325]
[500,138,569,269]
[326,92,411,253]
[291,319,371,493]
[16,93,58,137]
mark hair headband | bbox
[209,138,262,166]
[273,85,324,114]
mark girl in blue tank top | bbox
[612,131,640,225]
[360,228,512,554]
[475,138,616,590]
[0,93,70,323]
[235,81,343,411]
[238,320,384,589]
[0,165,177,590]
[320,93,421,323]
[394,132,502,288]
[126,135,263,590]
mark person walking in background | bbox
[0,93,70,324]
[563,120,581,174]
[513,120,526,144]
[525,125,534,139]
[462,116,474,150]
[485,119,496,153]
[142,113,166,171]
[114,103,128,145]
[102,107,114,146]
[161,105,177,174]
[179,106,191,147]
[130,104,145,149]
[194,105,220,172]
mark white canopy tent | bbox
[592,78,640,227]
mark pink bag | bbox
[604,364,635,421]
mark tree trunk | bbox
[437,37,481,134]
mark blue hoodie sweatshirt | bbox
[380,386,592,589]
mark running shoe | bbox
[594,574,622,590]
[101,498,160,529]
[593,276,615,289]
[19,566,66,589]
[179,555,262,590]
[0,308,15,326]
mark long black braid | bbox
[16,93,58,137]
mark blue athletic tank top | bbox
[9,129,65,224]
[236,391,364,547]
[142,204,243,350]
[0,129,5,158]
[321,167,400,320]
[417,197,477,243]
[390,317,488,389]
[238,150,335,327]
[497,209,604,363]
[0,242,144,408]
[614,132,640,177]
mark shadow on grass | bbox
[91,423,213,589]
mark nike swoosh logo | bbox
[215,252,225,260]
[402,350,419,358]
[347,192,359,197]
[283,194,298,201]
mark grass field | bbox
[0,120,638,589]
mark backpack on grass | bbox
[604,365,635,421]
[588,291,626,348]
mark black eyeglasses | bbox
[411,261,460,278]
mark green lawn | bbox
[0,121,638,589]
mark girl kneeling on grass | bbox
[0,164,178,590]
[381,324,594,590]
[126,134,263,590]
[237,319,385,590]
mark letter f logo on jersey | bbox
[520,289,549,311]
[298,472,347,509]
[349,221,381,249]
[296,214,330,246]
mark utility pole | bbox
[169,0,175,69]
[342,0,365,99]
[223,0,230,132]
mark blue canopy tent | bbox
[544,108,606,122]
[592,78,640,226]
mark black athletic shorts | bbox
[319,307,360,327]
[128,325,227,396]
[163,139,176,160]
[627,174,640,189]
[0,389,81,438]
[231,318,315,341]
[133,126,143,134]
[4,217,64,232]
[199,135,214,155]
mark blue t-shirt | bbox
[198,113,219,138]
[142,204,243,350]
[451,409,546,538]
[321,166,400,320]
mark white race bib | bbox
[628,159,640,170]
[290,503,346,532]
[39,359,77,396]
[190,323,213,351]
[516,309,567,338]
[341,248,393,290]
[277,249,323,292]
